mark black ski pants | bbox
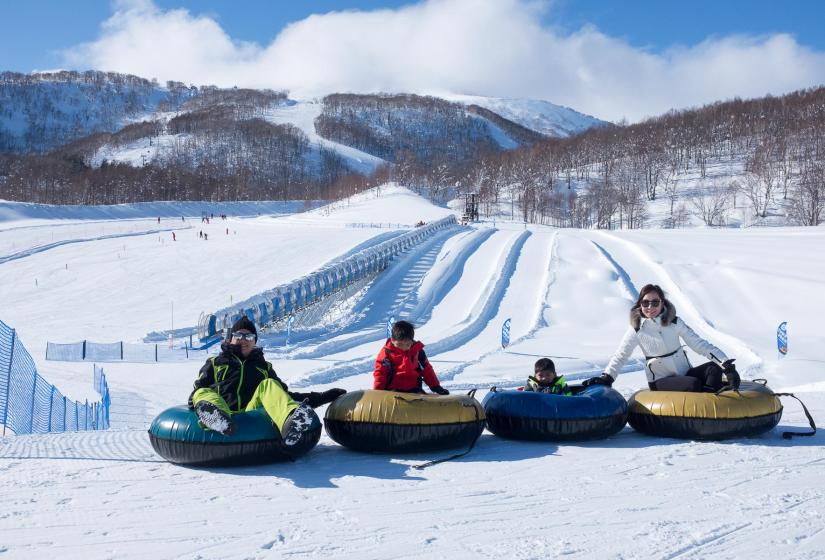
[648,361,723,392]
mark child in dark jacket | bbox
[373,320,449,395]
[524,358,572,395]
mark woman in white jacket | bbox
[583,284,740,392]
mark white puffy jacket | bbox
[604,303,728,384]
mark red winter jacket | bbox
[373,338,441,392]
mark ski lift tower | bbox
[461,193,479,225]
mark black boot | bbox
[281,401,314,447]
[195,401,235,436]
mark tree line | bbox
[424,86,825,227]
[1,71,823,227]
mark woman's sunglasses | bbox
[640,299,661,308]
[232,332,257,341]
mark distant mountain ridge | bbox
[1,70,609,204]
[441,94,606,137]
[0,71,197,153]
[0,70,603,165]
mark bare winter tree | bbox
[788,159,825,226]
[742,145,778,218]
[689,181,731,226]
[660,175,689,228]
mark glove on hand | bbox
[304,388,347,408]
[321,388,347,404]
[722,359,740,390]
[431,386,450,395]
[582,373,614,387]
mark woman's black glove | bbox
[722,360,740,390]
[431,386,450,395]
[582,373,614,387]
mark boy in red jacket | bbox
[373,320,449,395]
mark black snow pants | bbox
[648,361,724,392]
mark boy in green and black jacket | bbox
[524,357,572,395]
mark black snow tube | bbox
[482,384,628,441]
[628,380,783,440]
[148,405,321,466]
[324,389,486,453]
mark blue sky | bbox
[2,0,824,121]
[3,0,824,73]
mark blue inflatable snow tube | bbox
[482,385,628,441]
[148,405,321,467]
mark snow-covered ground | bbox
[1,185,823,559]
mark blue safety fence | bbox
[0,318,110,435]
[201,215,459,338]
[45,340,212,362]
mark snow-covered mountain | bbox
[0,71,604,170]
[442,93,607,137]
[0,70,196,153]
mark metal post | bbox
[29,368,37,433]
[48,385,55,432]
[2,328,15,436]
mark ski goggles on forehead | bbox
[232,332,257,341]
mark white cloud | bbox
[62,0,825,122]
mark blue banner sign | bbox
[501,318,511,349]
[777,321,788,355]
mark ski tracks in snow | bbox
[0,226,190,265]
[291,228,533,388]
[282,225,469,362]
[589,231,762,374]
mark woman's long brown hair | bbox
[633,284,666,311]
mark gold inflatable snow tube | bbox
[628,380,782,440]
[324,389,486,452]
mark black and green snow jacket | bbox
[188,341,317,410]
[524,375,573,396]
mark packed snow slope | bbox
[1,185,823,560]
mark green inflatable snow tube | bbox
[148,405,321,466]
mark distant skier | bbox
[373,320,449,395]
[583,284,740,392]
[189,316,346,445]
[172,232,176,242]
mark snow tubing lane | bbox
[482,385,628,441]
[627,381,783,440]
[148,405,321,466]
[324,390,486,453]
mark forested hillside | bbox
[444,87,825,227]
[1,70,822,227]
[0,73,551,204]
